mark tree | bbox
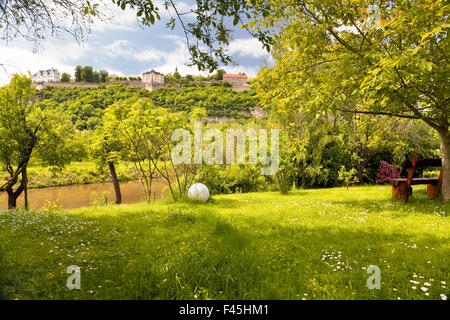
[213,69,226,81]
[60,73,71,82]
[173,68,181,81]
[0,74,77,208]
[90,126,124,204]
[75,66,82,82]
[81,66,94,82]
[253,1,450,200]
[338,166,359,190]
[104,98,196,201]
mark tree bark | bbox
[440,130,450,201]
[108,161,122,204]
[6,177,25,209]
[22,167,29,210]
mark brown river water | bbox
[0,179,168,210]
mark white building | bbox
[142,70,164,84]
[32,68,60,82]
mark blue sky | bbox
[0,1,273,85]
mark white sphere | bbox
[187,183,210,202]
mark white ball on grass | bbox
[187,183,210,202]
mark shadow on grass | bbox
[323,189,448,216]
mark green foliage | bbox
[338,166,359,189]
[151,84,258,119]
[0,74,81,207]
[36,84,258,130]
[252,0,449,198]
[74,66,82,82]
[196,164,267,195]
[60,73,71,82]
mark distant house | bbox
[222,73,249,91]
[142,70,164,84]
[32,68,60,82]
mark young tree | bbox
[74,65,83,82]
[90,126,124,204]
[60,73,71,82]
[173,68,181,81]
[104,98,194,201]
[0,74,76,208]
[81,66,94,82]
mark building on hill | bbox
[142,70,164,84]
[32,68,60,82]
[222,73,250,91]
[142,69,165,91]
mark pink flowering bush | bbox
[376,160,400,183]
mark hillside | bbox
[36,83,259,130]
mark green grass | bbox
[0,185,448,300]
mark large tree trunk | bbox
[440,130,450,201]
[108,161,122,204]
[6,178,25,209]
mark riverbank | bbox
[0,179,169,210]
[0,185,448,300]
[1,161,138,190]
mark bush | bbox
[376,160,400,183]
[195,164,268,195]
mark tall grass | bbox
[0,185,448,300]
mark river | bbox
[0,179,168,210]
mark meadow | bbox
[0,185,448,300]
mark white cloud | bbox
[0,42,92,85]
[149,36,208,76]
[91,2,139,32]
[228,38,271,58]
[103,40,166,62]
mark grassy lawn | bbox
[0,185,448,300]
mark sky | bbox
[0,1,274,85]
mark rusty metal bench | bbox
[391,155,442,202]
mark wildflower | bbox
[440,294,447,300]
[421,287,428,292]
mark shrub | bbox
[195,164,268,195]
[376,160,400,183]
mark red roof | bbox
[223,74,247,78]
